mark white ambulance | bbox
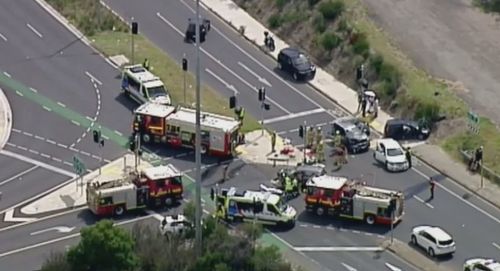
[121,64,171,105]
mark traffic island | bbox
[20,154,152,215]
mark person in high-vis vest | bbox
[216,203,225,221]
[285,176,293,200]
[235,106,245,122]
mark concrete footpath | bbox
[199,0,500,208]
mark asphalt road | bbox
[100,0,500,269]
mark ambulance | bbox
[121,64,172,105]
[214,187,297,228]
[133,102,242,157]
[305,175,404,225]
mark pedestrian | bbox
[221,162,230,183]
[405,147,412,168]
[429,177,436,200]
[357,91,363,112]
[361,96,367,118]
[271,131,277,153]
[142,58,150,70]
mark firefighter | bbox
[284,175,293,200]
[315,127,323,146]
[316,140,325,163]
[143,58,150,70]
[307,127,315,149]
[292,177,299,196]
[333,130,343,148]
[271,131,277,153]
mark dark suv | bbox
[185,18,211,43]
[277,48,316,81]
[332,117,370,153]
[384,119,430,141]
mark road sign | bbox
[72,155,86,176]
[467,111,480,134]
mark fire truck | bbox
[86,164,183,216]
[305,175,404,225]
[132,102,242,157]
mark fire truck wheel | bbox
[200,145,208,154]
[142,134,150,143]
[114,206,125,216]
[164,197,173,206]
[315,207,325,216]
[364,214,375,225]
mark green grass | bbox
[90,32,260,132]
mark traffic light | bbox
[388,198,396,215]
[182,58,188,71]
[129,140,136,152]
[210,187,215,201]
[131,22,138,35]
[263,103,270,111]
[92,130,100,143]
[299,125,305,138]
[229,96,236,109]
[258,87,266,101]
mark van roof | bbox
[226,187,280,205]
[134,103,177,118]
[124,64,164,87]
[378,138,401,149]
[306,175,349,190]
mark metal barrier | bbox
[460,149,500,186]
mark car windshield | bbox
[293,54,309,65]
[387,148,404,156]
[147,86,167,97]
[438,239,453,246]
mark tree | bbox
[66,220,139,271]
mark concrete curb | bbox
[0,87,12,150]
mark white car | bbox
[464,258,500,271]
[411,225,456,257]
[159,214,192,235]
[373,138,409,172]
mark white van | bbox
[121,64,171,105]
[373,138,409,172]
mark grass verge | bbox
[46,0,260,133]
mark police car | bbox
[121,64,171,105]
[159,214,192,235]
[464,258,500,271]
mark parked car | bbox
[185,18,211,43]
[277,48,316,81]
[373,138,409,172]
[332,117,370,154]
[384,119,430,141]
[464,258,500,271]
[411,225,456,257]
[159,214,192,235]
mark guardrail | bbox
[459,149,500,186]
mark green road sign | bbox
[72,155,86,176]
[467,111,479,125]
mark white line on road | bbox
[46,139,56,145]
[341,262,358,271]
[385,262,402,271]
[57,102,66,108]
[294,246,383,252]
[263,108,326,124]
[237,61,272,87]
[102,135,109,140]
[17,146,27,151]
[15,90,23,96]
[84,71,102,85]
[34,135,44,140]
[205,68,238,94]
[40,153,51,159]
[30,87,38,93]
[29,149,39,155]
[412,167,500,224]
[26,23,43,38]
[0,166,38,186]
[42,106,52,112]
[71,120,80,126]
[412,195,434,209]
[3,209,36,223]
[3,72,11,78]
[114,130,123,136]
[0,149,76,177]
[156,12,291,114]
[86,116,94,122]
[493,242,500,250]
[57,143,67,148]
[22,131,33,137]
[0,32,7,41]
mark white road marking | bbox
[0,207,87,233]
[30,226,76,236]
[86,116,94,121]
[26,23,43,38]
[385,262,402,271]
[30,87,38,93]
[34,135,44,140]
[299,224,308,228]
[80,151,90,156]
[0,149,76,177]
[294,246,383,252]
[341,262,358,271]
[0,32,7,41]
[29,149,39,155]
[412,195,434,209]
[263,108,326,124]
[351,230,360,234]
[52,157,62,163]
[0,215,155,258]
[114,130,123,136]
[46,139,56,145]
[3,72,11,78]
[3,209,36,223]
[102,135,109,140]
[42,106,52,112]
[57,102,66,107]
[84,71,102,85]
[312,225,321,229]
[11,128,20,133]
[156,12,291,114]
[17,145,27,151]
[412,167,500,224]
[40,153,51,159]
[57,143,67,148]
[237,61,272,87]
[493,242,500,250]
[0,166,38,186]
[71,120,80,126]
[205,68,238,94]
[22,131,33,137]
[15,90,23,96]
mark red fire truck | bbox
[305,175,404,225]
[86,164,183,216]
[133,102,242,157]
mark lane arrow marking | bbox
[205,68,239,95]
[30,226,76,236]
[237,62,272,87]
[385,262,402,271]
[341,262,358,271]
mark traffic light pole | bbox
[183,54,187,105]
[303,121,307,164]
[261,101,264,136]
[194,0,203,258]
[390,209,394,244]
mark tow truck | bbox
[305,175,404,225]
[133,102,242,157]
[86,164,183,216]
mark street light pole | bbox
[194,0,203,258]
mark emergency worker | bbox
[333,130,343,148]
[316,127,323,146]
[143,58,150,70]
[216,203,225,221]
[271,131,277,153]
[285,175,293,199]
[307,127,315,149]
[292,177,299,196]
[316,141,325,163]
[235,106,245,122]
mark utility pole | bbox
[194,0,203,258]
[131,20,138,64]
[303,121,307,164]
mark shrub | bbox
[369,54,384,75]
[321,32,341,51]
[312,14,327,33]
[336,18,349,33]
[308,0,321,7]
[352,35,370,58]
[275,0,289,9]
[319,0,345,21]
[414,101,441,124]
[282,11,308,25]
[268,14,283,29]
